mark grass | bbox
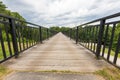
[0,42,18,60]
[38,70,78,74]
[82,42,120,58]
[0,40,34,60]
[104,48,120,58]
[0,65,12,80]
[0,42,10,60]
[95,68,120,80]
[17,69,93,74]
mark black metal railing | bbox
[0,14,56,63]
[65,12,120,68]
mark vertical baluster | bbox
[102,24,109,57]
[107,23,116,60]
[4,24,12,56]
[113,33,120,64]
[0,28,6,59]
[39,26,42,43]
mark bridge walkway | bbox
[3,32,112,80]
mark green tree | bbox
[0,1,7,14]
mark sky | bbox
[1,0,120,27]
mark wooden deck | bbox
[2,33,111,72]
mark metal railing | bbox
[0,14,56,63]
[65,12,120,68]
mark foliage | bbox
[95,68,120,80]
[0,1,25,20]
[103,23,120,51]
[49,26,61,32]
[0,65,12,80]
[75,23,120,52]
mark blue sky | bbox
[2,0,120,27]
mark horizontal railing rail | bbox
[0,14,57,63]
[65,12,120,68]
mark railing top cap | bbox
[0,14,48,28]
[76,12,120,27]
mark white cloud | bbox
[2,0,120,27]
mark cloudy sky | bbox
[2,0,120,27]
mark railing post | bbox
[69,29,72,40]
[47,28,49,39]
[96,19,105,59]
[39,26,42,43]
[76,27,79,44]
[9,19,19,58]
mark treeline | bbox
[0,1,49,43]
[49,26,70,33]
[0,1,26,40]
[82,24,120,51]
[103,24,120,51]
[0,1,25,20]
[68,24,120,52]
[56,24,120,52]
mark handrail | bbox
[0,14,45,28]
[65,12,120,69]
[76,12,120,27]
[0,14,57,63]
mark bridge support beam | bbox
[96,19,105,59]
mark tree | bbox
[0,1,25,21]
[0,1,7,14]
